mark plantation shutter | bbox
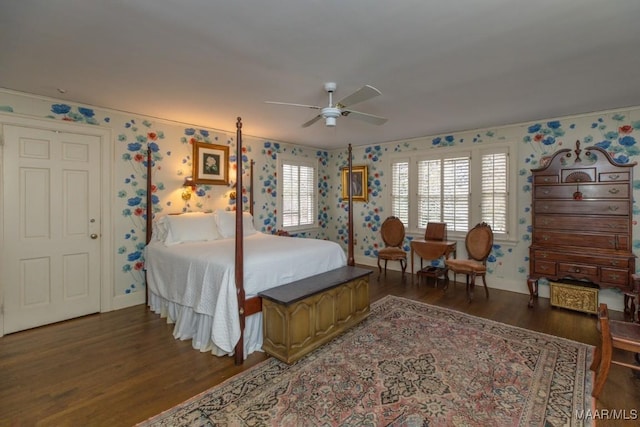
[417,159,441,228]
[391,145,511,237]
[442,156,469,232]
[298,165,315,225]
[481,151,508,233]
[391,161,409,225]
[282,162,316,227]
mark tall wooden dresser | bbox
[527,141,636,307]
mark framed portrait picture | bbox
[193,142,229,185]
[341,165,368,202]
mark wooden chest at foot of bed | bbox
[259,266,371,364]
[550,280,599,314]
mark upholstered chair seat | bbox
[445,222,493,301]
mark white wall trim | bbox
[112,292,145,311]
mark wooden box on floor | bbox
[259,266,371,364]
[550,280,599,314]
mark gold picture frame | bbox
[341,165,368,202]
[193,142,229,185]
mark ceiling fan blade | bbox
[264,101,321,110]
[341,109,388,125]
[336,85,382,108]
[302,114,323,128]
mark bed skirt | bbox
[148,292,263,360]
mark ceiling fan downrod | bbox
[323,82,338,126]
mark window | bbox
[391,144,514,239]
[391,161,409,225]
[278,156,317,230]
[417,159,441,228]
[413,155,470,232]
[481,150,508,233]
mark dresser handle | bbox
[608,187,620,194]
[572,267,581,273]
[610,260,619,266]
[541,204,550,211]
[608,205,619,211]
[609,273,620,280]
[607,223,624,229]
[542,234,550,241]
[542,189,551,195]
[543,177,552,182]
[608,174,620,180]
[541,219,551,225]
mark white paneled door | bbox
[2,125,101,333]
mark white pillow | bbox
[163,212,221,246]
[215,209,257,238]
[242,212,257,235]
[151,215,169,242]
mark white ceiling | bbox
[2,0,640,149]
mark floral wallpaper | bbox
[1,89,639,311]
[324,108,640,306]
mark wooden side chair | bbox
[445,222,493,301]
[425,221,447,241]
[590,303,640,398]
[377,216,407,277]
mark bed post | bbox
[234,117,245,365]
[250,160,254,216]
[347,144,355,266]
[145,148,153,306]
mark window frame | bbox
[277,155,319,232]
[388,143,517,243]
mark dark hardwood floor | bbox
[1,268,639,426]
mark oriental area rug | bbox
[139,295,593,427]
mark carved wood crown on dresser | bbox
[526,140,637,307]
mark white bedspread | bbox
[145,233,347,356]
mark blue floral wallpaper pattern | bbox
[1,89,639,309]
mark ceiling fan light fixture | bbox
[322,107,340,127]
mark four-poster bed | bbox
[144,118,357,364]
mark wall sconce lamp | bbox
[229,191,237,200]
[182,177,195,201]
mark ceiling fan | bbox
[265,82,388,128]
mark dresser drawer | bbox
[586,183,630,198]
[599,171,630,182]
[534,215,629,233]
[533,230,621,249]
[600,268,629,287]
[532,249,632,269]
[535,183,629,199]
[558,263,598,282]
[534,175,559,184]
[533,259,557,276]
[534,200,629,215]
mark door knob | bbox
[90,234,98,239]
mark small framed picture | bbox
[341,165,368,202]
[193,142,229,185]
